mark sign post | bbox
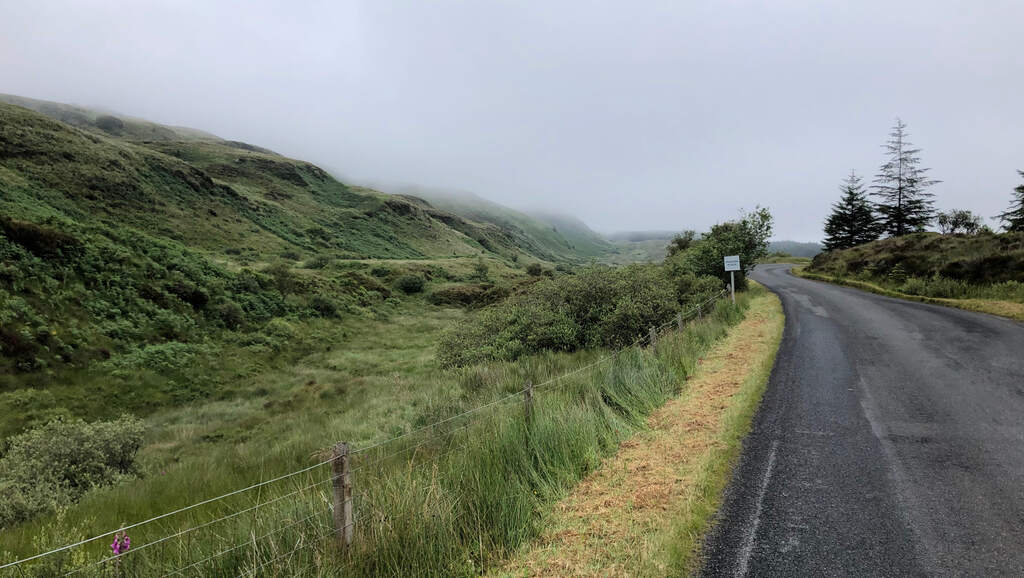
[724,255,740,305]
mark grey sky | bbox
[2,1,1022,241]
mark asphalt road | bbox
[701,264,1024,577]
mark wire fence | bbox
[0,289,728,577]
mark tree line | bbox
[823,119,1024,251]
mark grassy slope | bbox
[411,191,613,263]
[526,211,615,258]
[810,231,1024,283]
[803,232,1024,321]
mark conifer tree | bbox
[872,119,940,236]
[823,171,880,250]
[996,170,1024,232]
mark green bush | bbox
[437,265,724,367]
[395,274,425,294]
[525,263,544,276]
[0,416,145,528]
[427,283,510,308]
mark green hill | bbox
[0,96,605,390]
[810,232,1024,283]
[404,188,614,262]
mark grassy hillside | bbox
[526,211,615,258]
[407,189,614,263]
[810,232,1024,283]
[1,97,611,404]
[805,233,1024,318]
[0,93,225,144]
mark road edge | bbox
[791,266,1024,322]
[663,285,784,576]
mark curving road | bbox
[701,264,1024,577]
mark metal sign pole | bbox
[730,271,735,304]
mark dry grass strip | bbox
[495,291,783,577]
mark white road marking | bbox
[735,439,779,578]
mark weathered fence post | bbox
[524,381,534,422]
[649,326,657,348]
[331,442,353,551]
[676,312,684,332]
[697,304,702,320]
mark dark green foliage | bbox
[0,416,144,528]
[666,230,697,256]
[395,274,426,294]
[666,207,773,289]
[437,265,723,367]
[823,171,881,251]
[996,171,1024,232]
[427,283,510,308]
[525,263,544,276]
[936,209,983,235]
[872,119,940,236]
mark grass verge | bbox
[793,267,1024,322]
[492,287,783,576]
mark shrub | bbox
[395,274,425,294]
[427,283,510,308]
[887,263,908,285]
[437,264,720,367]
[473,259,489,281]
[308,294,341,318]
[0,416,145,528]
[526,263,544,276]
[899,277,929,296]
[370,265,391,278]
[303,255,333,269]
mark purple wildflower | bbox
[122,534,131,551]
[110,536,121,555]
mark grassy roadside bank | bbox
[493,287,783,576]
[793,267,1024,322]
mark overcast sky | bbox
[2,1,1022,241]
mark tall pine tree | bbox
[823,170,881,251]
[872,119,940,236]
[996,170,1024,232]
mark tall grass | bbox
[1,292,755,577]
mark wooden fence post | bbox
[524,381,534,422]
[331,442,353,551]
[697,304,702,320]
[649,326,657,348]
[676,312,683,332]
